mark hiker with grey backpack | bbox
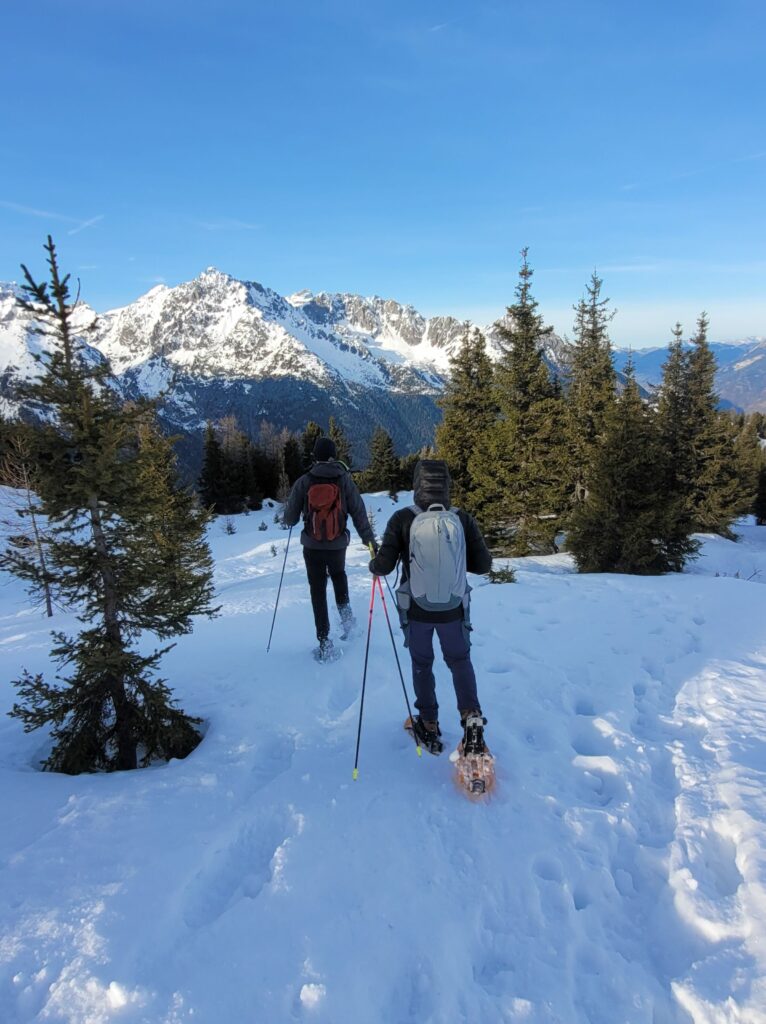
[284,437,376,662]
[368,460,495,788]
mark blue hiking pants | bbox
[407,618,480,722]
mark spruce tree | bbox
[567,361,698,574]
[328,416,352,468]
[686,314,741,536]
[469,249,567,553]
[362,427,399,497]
[656,323,697,555]
[732,415,762,519]
[435,327,495,510]
[8,237,216,773]
[301,422,323,469]
[199,421,224,510]
[283,435,303,484]
[566,273,617,507]
[755,454,766,525]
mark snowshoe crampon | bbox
[450,745,496,797]
[404,716,444,755]
[451,714,495,797]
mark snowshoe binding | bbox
[452,712,495,796]
[404,715,444,755]
[313,637,341,663]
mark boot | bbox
[460,710,487,755]
[315,637,338,663]
[406,715,444,755]
[338,603,356,641]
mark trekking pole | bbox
[266,527,292,653]
[369,546,422,758]
[353,574,377,780]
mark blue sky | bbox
[2,0,764,346]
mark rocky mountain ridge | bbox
[0,270,763,473]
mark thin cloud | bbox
[1,199,104,236]
[0,199,79,224]
[195,218,259,231]
[67,214,104,236]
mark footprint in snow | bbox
[183,806,302,929]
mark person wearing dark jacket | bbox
[368,459,492,752]
[283,436,375,661]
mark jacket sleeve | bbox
[343,475,375,546]
[283,475,308,528]
[369,510,408,576]
[462,512,492,575]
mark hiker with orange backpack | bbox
[283,436,376,662]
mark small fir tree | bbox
[8,237,216,773]
[754,453,766,525]
[567,361,698,574]
[282,435,303,484]
[469,249,567,553]
[656,322,697,556]
[435,327,496,510]
[686,314,742,536]
[566,272,617,508]
[199,421,224,510]
[328,416,352,467]
[301,421,324,469]
[362,427,399,497]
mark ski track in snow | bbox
[1,491,766,1022]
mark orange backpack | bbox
[306,478,346,541]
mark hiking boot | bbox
[407,715,444,755]
[461,711,487,755]
[315,637,338,663]
[338,604,356,640]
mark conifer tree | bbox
[567,362,698,574]
[732,415,763,518]
[362,427,399,497]
[199,421,224,510]
[282,435,303,484]
[685,314,742,537]
[469,249,567,553]
[435,327,495,510]
[656,322,697,554]
[566,273,617,507]
[755,455,766,525]
[8,238,216,774]
[328,416,352,468]
[301,422,323,469]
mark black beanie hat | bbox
[313,436,337,462]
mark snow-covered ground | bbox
[2,493,766,1024]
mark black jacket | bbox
[283,461,375,551]
[369,506,492,622]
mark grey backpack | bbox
[406,504,468,612]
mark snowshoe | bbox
[452,713,495,796]
[313,638,341,663]
[404,715,444,755]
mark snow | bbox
[2,491,766,1022]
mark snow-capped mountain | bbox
[613,338,766,412]
[0,268,763,473]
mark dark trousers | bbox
[303,548,350,640]
[408,618,480,722]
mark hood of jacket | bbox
[413,459,451,510]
